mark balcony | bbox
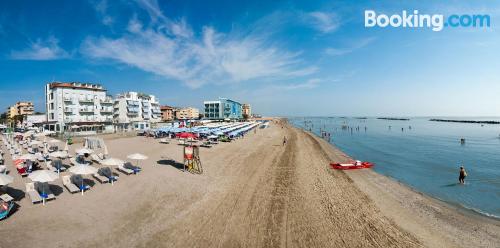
[101,97,114,105]
[79,108,94,114]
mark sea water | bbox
[289,117,500,218]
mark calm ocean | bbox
[289,117,500,218]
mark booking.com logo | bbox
[365,10,491,31]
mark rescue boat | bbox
[330,160,374,170]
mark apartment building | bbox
[175,107,200,120]
[242,104,251,118]
[113,92,161,131]
[44,82,114,134]
[6,101,34,119]
[160,105,174,122]
[204,98,242,120]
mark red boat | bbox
[330,160,374,170]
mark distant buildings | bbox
[44,82,114,133]
[175,107,200,120]
[113,92,161,131]
[242,104,251,118]
[204,98,242,120]
[160,105,174,122]
[6,101,34,119]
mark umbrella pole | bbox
[81,181,84,196]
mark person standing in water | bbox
[459,166,467,184]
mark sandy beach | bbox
[1,120,499,248]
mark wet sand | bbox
[1,120,499,247]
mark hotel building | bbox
[175,107,200,120]
[160,105,174,122]
[204,98,242,120]
[44,82,114,134]
[242,104,251,118]
[113,92,161,131]
[6,101,34,119]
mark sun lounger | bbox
[117,164,134,175]
[35,182,55,201]
[159,138,170,144]
[70,157,88,166]
[93,173,109,184]
[71,175,90,192]
[90,154,103,164]
[200,142,212,148]
[0,200,14,220]
[62,175,79,194]
[124,162,141,174]
[25,183,43,204]
[98,167,118,182]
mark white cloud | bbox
[10,36,70,60]
[281,78,322,90]
[82,17,316,88]
[325,37,376,56]
[307,11,340,33]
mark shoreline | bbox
[296,125,500,247]
[299,126,500,222]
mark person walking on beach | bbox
[459,166,467,184]
[283,136,287,146]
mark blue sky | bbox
[0,0,499,116]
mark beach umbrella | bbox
[18,153,37,161]
[127,153,148,167]
[28,170,59,205]
[101,158,124,167]
[29,140,42,147]
[69,165,98,194]
[49,151,67,159]
[177,132,197,139]
[76,148,93,155]
[0,174,13,186]
[103,145,109,158]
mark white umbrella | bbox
[29,140,42,146]
[101,158,124,166]
[28,170,59,205]
[49,151,67,158]
[18,153,37,161]
[76,148,93,155]
[69,165,98,195]
[103,145,109,157]
[47,139,60,144]
[127,153,148,168]
[127,153,148,160]
[0,174,14,186]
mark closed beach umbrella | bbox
[63,141,69,151]
[28,170,59,205]
[76,148,93,155]
[69,165,98,194]
[103,145,109,157]
[0,174,14,186]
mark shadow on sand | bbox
[157,159,184,170]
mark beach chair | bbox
[123,162,141,174]
[35,182,55,201]
[71,175,90,192]
[159,138,170,144]
[90,154,103,164]
[25,183,43,204]
[98,167,118,183]
[62,175,79,194]
[70,157,88,166]
[93,173,109,184]
[117,164,134,175]
[0,200,14,220]
[200,142,212,148]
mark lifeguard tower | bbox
[184,145,203,174]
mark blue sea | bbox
[289,117,500,219]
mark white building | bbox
[113,92,161,131]
[45,82,114,134]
